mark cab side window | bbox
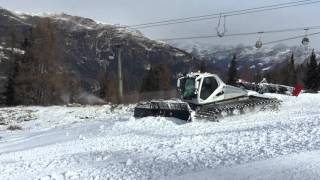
[200,77,218,100]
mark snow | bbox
[0,51,8,61]
[172,150,320,180]
[12,48,25,55]
[1,93,320,179]
[1,9,30,25]
[250,65,256,69]
[0,46,25,60]
[175,52,186,57]
[262,66,271,71]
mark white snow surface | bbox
[1,94,320,180]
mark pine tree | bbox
[239,64,254,82]
[5,31,18,105]
[200,60,206,73]
[277,53,297,86]
[288,53,297,86]
[296,64,306,84]
[304,49,319,91]
[97,70,117,103]
[140,64,171,93]
[14,18,71,105]
[227,54,238,85]
[254,69,262,83]
[318,61,320,90]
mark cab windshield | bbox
[180,78,196,99]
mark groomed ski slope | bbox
[0,93,320,180]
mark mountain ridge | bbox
[0,7,196,105]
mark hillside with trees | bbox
[0,8,197,105]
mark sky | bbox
[1,0,320,48]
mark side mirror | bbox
[195,80,199,89]
[177,79,180,88]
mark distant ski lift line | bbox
[166,31,320,56]
[263,31,320,45]
[126,0,320,29]
[157,25,320,41]
[205,31,320,55]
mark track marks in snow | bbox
[0,94,320,179]
[172,150,320,180]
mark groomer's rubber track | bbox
[194,96,281,121]
[134,101,192,121]
[134,96,281,122]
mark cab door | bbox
[199,76,222,103]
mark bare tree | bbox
[14,18,76,105]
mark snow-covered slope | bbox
[173,150,320,180]
[1,93,320,179]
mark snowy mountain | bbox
[170,42,319,73]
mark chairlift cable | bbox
[198,31,320,55]
[127,0,320,29]
[157,25,320,41]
